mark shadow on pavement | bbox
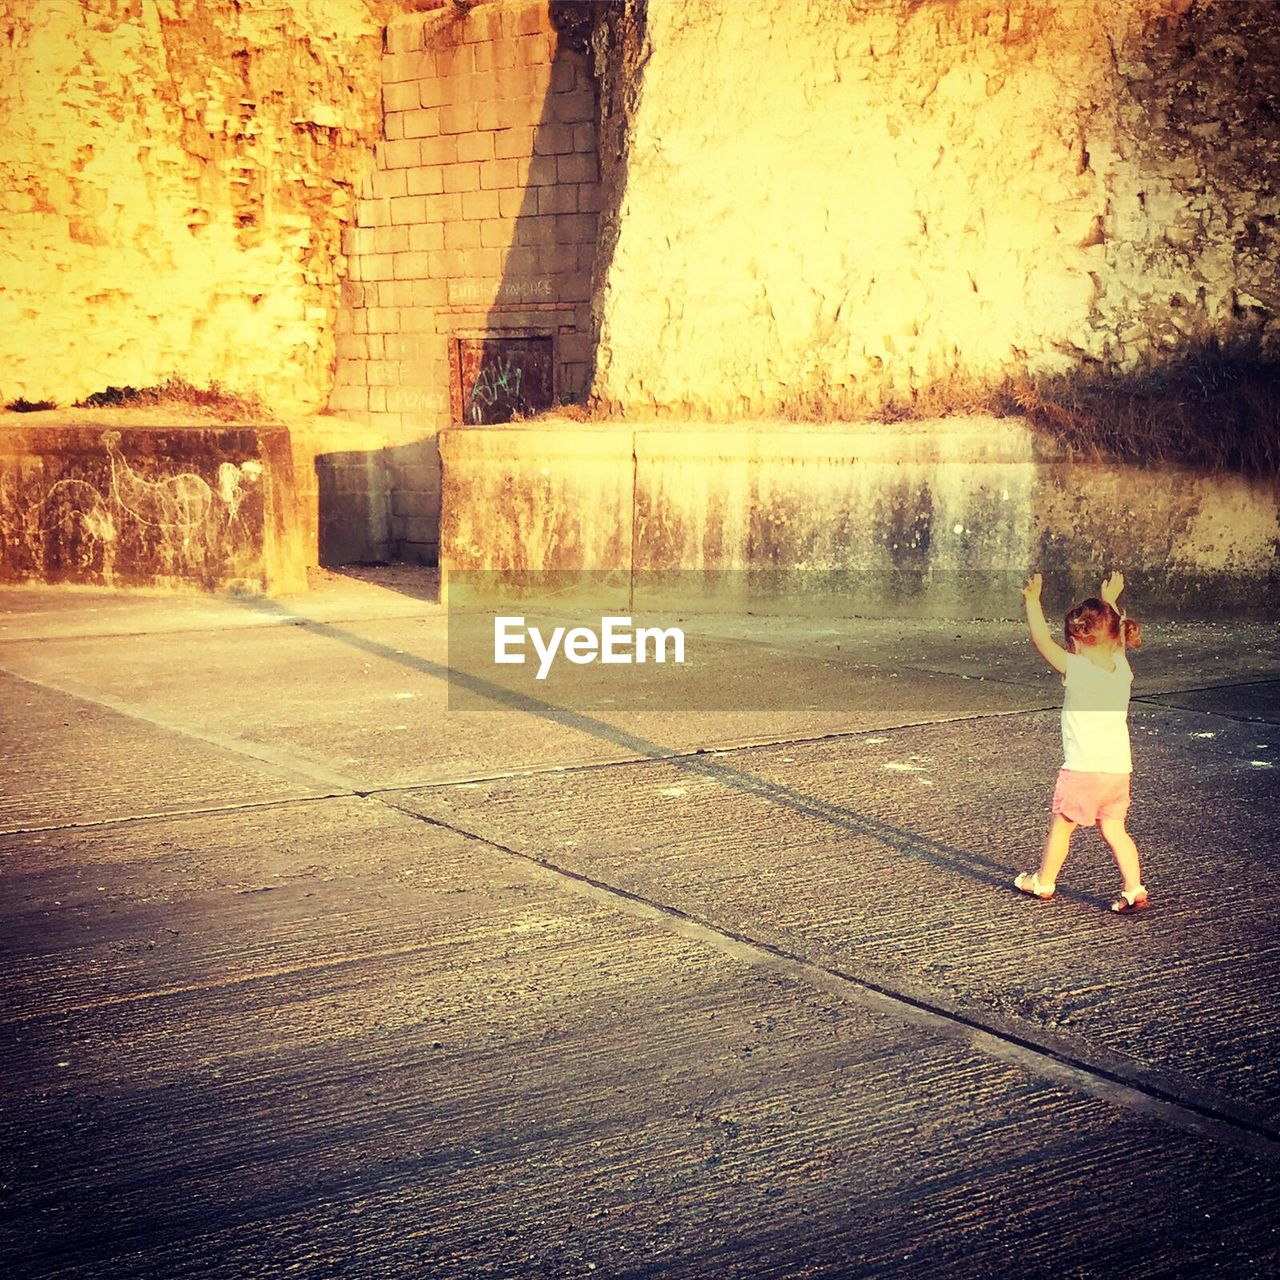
[233,594,1095,906]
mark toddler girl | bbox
[1015,570,1149,913]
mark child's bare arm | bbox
[1100,570,1125,616]
[1022,573,1070,674]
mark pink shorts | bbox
[1051,768,1131,827]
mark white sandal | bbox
[1014,871,1055,901]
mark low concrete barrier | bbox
[439,417,1280,616]
[0,421,306,594]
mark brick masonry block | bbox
[498,188,529,218]
[577,241,597,273]
[400,306,439,333]
[573,123,597,153]
[515,216,556,248]
[419,75,448,109]
[403,109,440,139]
[367,252,394,280]
[576,182,604,214]
[443,162,481,194]
[393,251,432,280]
[444,220,482,251]
[372,167,409,200]
[462,188,500,220]
[407,167,445,197]
[456,131,495,164]
[539,243,577,274]
[557,152,598,184]
[533,123,575,157]
[439,103,476,135]
[480,218,513,249]
[433,43,468,79]
[526,154,558,186]
[384,112,405,141]
[561,272,592,303]
[383,80,418,113]
[390,196,428,225]
[550,58,577,93]
[373,224,409,254]
[537,185,577,216]
[426,192,463,222]
[384,138,421,169]
[329,384,369,413]
[480,157,520,190]
[517,35,549,66]
[551,88,596,126]
[475,99,501,132]
[420,135,457,168]
[409,222,445,252]
[500,246,539,277]
[493,126,535,160]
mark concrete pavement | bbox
[2,568,1278,1278]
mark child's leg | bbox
[1037,814,1076,888]
[1098,818,1143,893]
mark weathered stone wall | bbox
[593,0,1280,417]
[330,0,601,564]
[439,418,1280,615]
[0,421,306,593]
[0,0,387,414]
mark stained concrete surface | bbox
[1,570,1278,1278]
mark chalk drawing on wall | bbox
[5,432,266,585]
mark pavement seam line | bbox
[387,800,1280,1164]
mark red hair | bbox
[1064,598,1142,651]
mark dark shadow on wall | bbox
[458,0,649,428]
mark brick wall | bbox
[330,0,601,565]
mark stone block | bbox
[480,157,521,190]
[390,196,428,225]
[393,251,433,280]
[445,220,482,251]
[481,219,514,249]
[499,188,530,218]
[462,188,500,220]
[572,122,597,153]
[494,126,535,160]
[427,192,463,222]
[532,123,575,156]
[372,167,409,200]
[557,152,598,184]
[383,81,418,113]
[439,103,476,135]
[443,163,481,193]
[409,222,445,252]
[537,186,578,216]
[384,138,422,169]
[457,131,496,164]
[403,110,440,140]
[550,89,596,126]
[576,182,604,214]
[420,134,458,168]
[407,167,445,197]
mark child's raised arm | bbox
[1022,573,1070,674]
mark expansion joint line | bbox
[388,799,1280,1165]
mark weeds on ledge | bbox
[4,397,58,412]
[1000,341,1280,476]
[74,376,270,421]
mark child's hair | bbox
[1064,598,1143,651]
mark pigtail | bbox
[1122,616,1142,650]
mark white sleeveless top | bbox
[1061,650,1133,774]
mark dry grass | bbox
[4,397,58,412]
[73,376,271,421]
[998,342,1280,476]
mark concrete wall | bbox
[0,421,306,593]
[0,0,387,415]
[438,418,1280,615]
[330,0,602,564]
[593,0,1280,417]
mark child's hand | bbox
[1100,570,1125,609]
[1021,572,1043,602]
